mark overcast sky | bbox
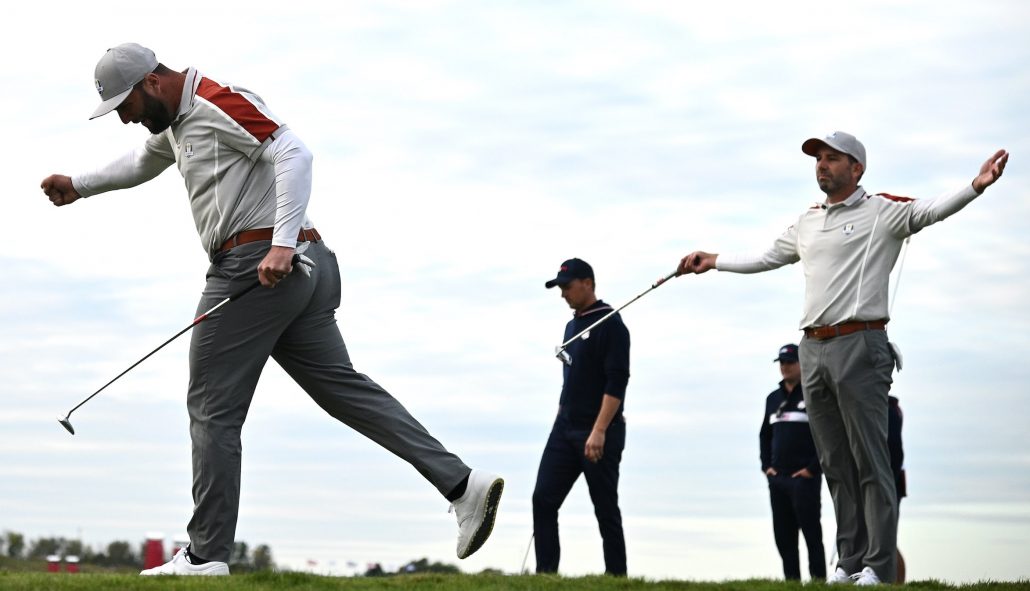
[1,0,1028,582]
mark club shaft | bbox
[520,532,534,574]
[558,270,676,350]
[63,280,261,418]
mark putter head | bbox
[58,416,75,435]
[554,346,572,366]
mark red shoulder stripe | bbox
[874,193,915,203]
[197,78,279,143]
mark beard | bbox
[141,91,174,134]
[817,171,849,195]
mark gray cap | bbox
[801,131,866,170]
[90,43,158,120]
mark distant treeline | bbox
[0,530,479,577]
[0,530,273,571]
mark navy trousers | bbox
[532,415,626,576]
[768,472,826,580]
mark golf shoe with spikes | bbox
[450,469,504,559]
[140,546,229,576]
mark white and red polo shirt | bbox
[717,184,981,329]
[74,67,314,258]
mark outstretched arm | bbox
[42,146,173,207]
[677,218,801,276]
[971,149,1009,194]
[889,149,1012,236]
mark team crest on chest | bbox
[184,141,194,158]
[842,223,855,235]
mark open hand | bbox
[972,149,1009,193]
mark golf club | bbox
[57,253,314,435]
[554,269,679,365]
[520,532,534,574]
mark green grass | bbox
[0,571,1028,591]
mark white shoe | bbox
[450,469,504,559]
[827,566,851,584]
[851,566,882,586]
[140,547,229,576]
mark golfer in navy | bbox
[533,258,630,576]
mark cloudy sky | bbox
[2,0,1028,582]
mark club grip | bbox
[228,253,304,300]
[652,270,678,288]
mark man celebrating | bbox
[677,132,1008,585]
[760,344,825,581]
[533,258,630,576]
[41,43,502,575]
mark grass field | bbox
[1,571,1029,591]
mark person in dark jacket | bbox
[533,258,630,576]
[888,395,906,583]
[760,344,826,580]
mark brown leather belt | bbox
[219,227,321,253]
[804,319,887,341]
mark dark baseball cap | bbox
[544,258,594,289]
[774,344,799,363]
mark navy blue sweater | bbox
[759,381,821,475]
[558,300,630,428]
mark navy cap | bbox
[545,258,594,289]
[774,344,799,363]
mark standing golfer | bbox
[760,343,826,581]
[40,43,502,576]
[677,132,1008,585]
[887,395,907,583]
[533,258,629,576]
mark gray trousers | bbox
[800,330,897,583]
[185,240,470,562]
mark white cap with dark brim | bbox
[89,43,158,120]
[801,131,867,170]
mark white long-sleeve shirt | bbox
[72,68,314,259]
[717,184,981,329]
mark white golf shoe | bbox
[140,546,229,576]
[827,566,851,584]
[851,566,882,586]
[450,469,504,559]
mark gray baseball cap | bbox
[90,43,158,120]
[801,131,866,170]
